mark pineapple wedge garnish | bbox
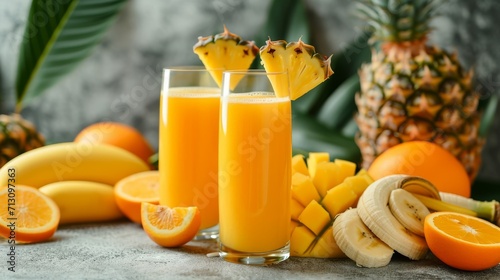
[193,25,259,87]
[260,38,333,100]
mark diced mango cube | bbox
[334,159,356,181]
[363,172,374,184]
[344,174,373,196]
[307,152,330,178]
[290,226,315,256]
[309,227,345,258]
[292,173,321,207]
[321,182,358,217]
[298,200,331,235]
[291,198,305,221]
[356,168,368,176]
[292,154,309,176]
[290,220,300,235]
[312,161,342,197]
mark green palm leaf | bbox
[15,0,127,111]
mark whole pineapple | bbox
[355,0,483,179]
[0,114,45,167]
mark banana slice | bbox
[333,208,394,268]
[357,175,429,260]
[389,189,430,237]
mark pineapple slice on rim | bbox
[193,25,259,87]
[260,38,333,100]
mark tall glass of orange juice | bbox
[218,70,291,265]
[160,68,219,240]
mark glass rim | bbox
[163,66,224,72]
[222,69,287,76]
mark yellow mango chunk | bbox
[309,227,346,258]
[356,168,368,176]
[298,200,331,235]
[291,198,305,221]
[292,154,309,176]
[344,174,373,196]
[306,152,330,178]
[290,226,316,256]
[321,182,358,217]
[292,173,321,207]
[312,161,342,197]
[364,173,374,184]
[290,220,300,235]
[334,159,356,181]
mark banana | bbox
[388,189,430,237]
[0,142,150,188]
[356,175,430,260]
[39,181,124,224]
[396,176,441,200]
[333,208,394,268]
[414,193,478,217]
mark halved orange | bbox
[0,185,60,243]
[424,211,500,271]
[141,202,201,247]
[114,171,160,224]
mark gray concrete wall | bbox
[0,0,499,181]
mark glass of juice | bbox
[218,70,291,265]
[160,67,220,240]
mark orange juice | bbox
[219,94,291,253]
[159,87,219,230]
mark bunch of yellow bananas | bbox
[0,142,150,224]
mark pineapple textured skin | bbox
[193,25,258,87]
[355,0,484,179]
[260,38,333,100]
[0,114,45,167]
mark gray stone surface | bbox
[2,220,499,279]
[0,0,499,182]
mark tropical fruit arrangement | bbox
[289,153,500,270]
[1,0,500,273]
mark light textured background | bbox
[0,0,499,181]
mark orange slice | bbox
[424,211,500,271]
[114,171,160,224]
[141,202,201,247]
[0,185,60,243]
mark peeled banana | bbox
[389,189,430,237]
[356,175,432,260]
[0,142,150,188]
[333,208,394,268]
[39,181,124,224]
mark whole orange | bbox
[74,122,154,167]
[367,141,471,197]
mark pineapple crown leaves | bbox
[356,0,441,44]
[193,25,259,56]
